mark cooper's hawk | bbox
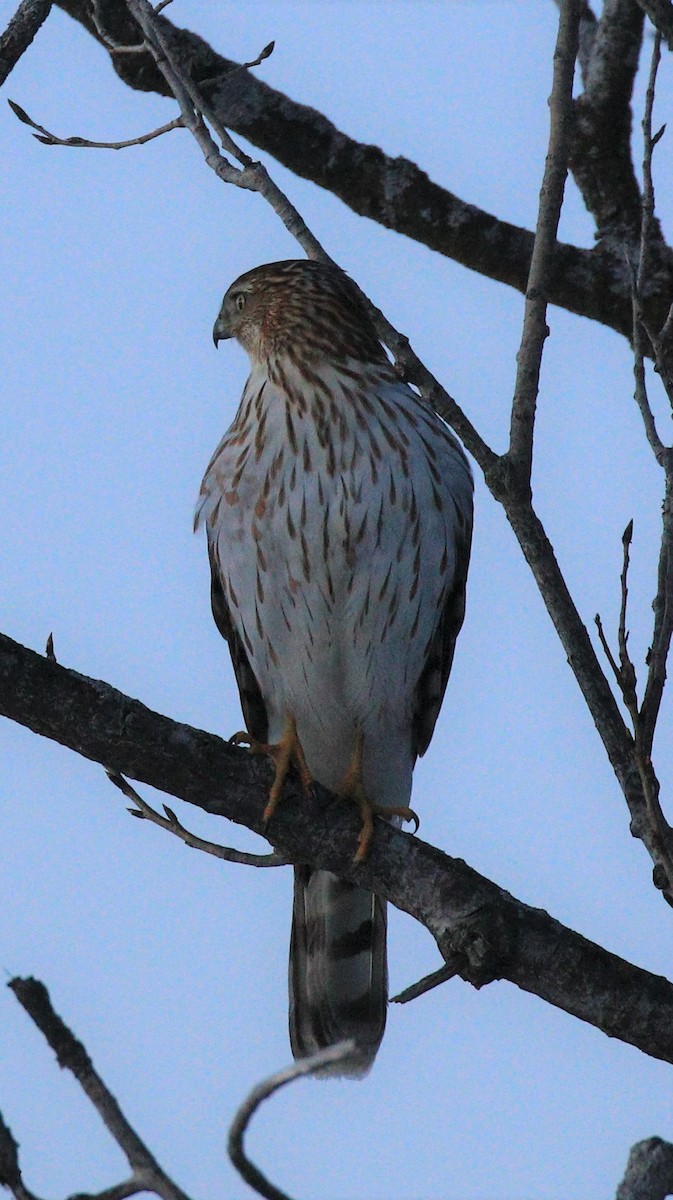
[195,260,473,1076]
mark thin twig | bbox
[640,461,673,750]
[390,956,464,1004]
[631,30,667,454]
[105,769,286,866]
[7,100,183,149]
[594,612,623,687]
[507,0,580,482]
[228,1042,356,1200]
[8,977,194,1200]
[617,520,639,718]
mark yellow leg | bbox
[230,717,313,823]
[339,729,419,862]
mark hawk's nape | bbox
[196,259,473,1076]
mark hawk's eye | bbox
[234,293,247,312]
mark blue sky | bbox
[2,3,673,1198]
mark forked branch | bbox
[1,977,193,1200]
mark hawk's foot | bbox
[338,730,419,862]
[230,719,313,823]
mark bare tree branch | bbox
[7,98,183,147]
[6,977,193,1200]
[48,0,673,342]
[0,0,52,87]
[106,769,286,866]
[228,1042,356,1200]
[628,29,673,770]
[4,631,673,1066]
[508,0,579,482]
[571,0,646,242]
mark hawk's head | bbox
[212,259,386,366]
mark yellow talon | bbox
[339,729,419,862]
[231,718,313,823]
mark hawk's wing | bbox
[412,509,473,759]
[207,541,268,744]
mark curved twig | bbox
[228,1042,356,1200]
[7,99,183,148]
[105,769,287,867]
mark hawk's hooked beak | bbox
[212,312,232,348]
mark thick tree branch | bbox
[571,0,646,242]
[48,0,673,342]
[0,0,52,86]
[616,1137,673,1200]
[3,631,673,1066]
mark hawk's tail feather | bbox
[289,866,387,1078]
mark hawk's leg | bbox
[339,729,419,862]
[230,716,313,823]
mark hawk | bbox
[195,260,473,1076]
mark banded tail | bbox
[289,867,387,1077]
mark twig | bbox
[631,30,668,454]
[594,612,622,688]
[105,769,287,866]
[228,1042,356,1200]
[7,100,183,149]
[618,520,639,717]
[7,977,194,1200]
[0,0,52,88]
[595,521,639,721]
[390,956,464,1004]
[507,0,580,483]
[639,461,673,752]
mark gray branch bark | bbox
[50,0,673,342]
[4,630,673,1067]
[616,1136,673,1200]
[0,0,52,85]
